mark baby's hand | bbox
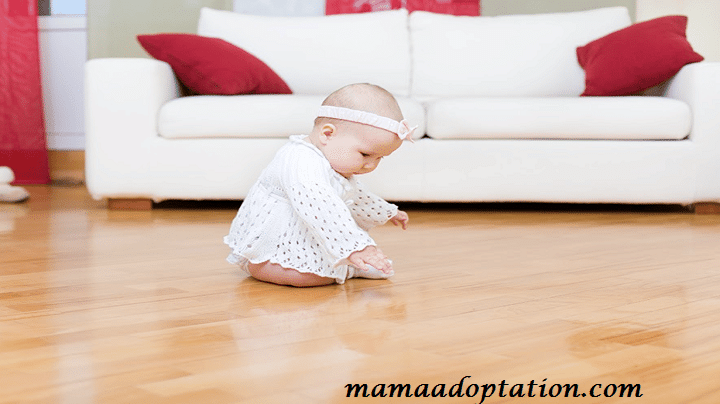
[389,210,409,230]
[348,246,392,274]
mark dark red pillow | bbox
[137,33,292,95]
[577,16,704,96]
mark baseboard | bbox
[48,150,84,184]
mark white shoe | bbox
[0,184,30,203]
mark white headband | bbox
[317,106,417,141]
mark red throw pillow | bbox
[577,15,703,96]
[137,33,292,95]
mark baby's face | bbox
[324,123,403,178]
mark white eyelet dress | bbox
[224,135,399,284]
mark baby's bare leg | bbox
[247,261,336,287]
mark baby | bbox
[224,83,415,287]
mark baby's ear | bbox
[319,123,336,144]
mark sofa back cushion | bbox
[198,8,411,97]
[425,97,691,140]
[409,7,632,98]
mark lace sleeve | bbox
[347,179,399,231]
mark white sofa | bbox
[85,7,720,211]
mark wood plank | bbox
[2,186,720,403]
[108,198,153,210]
[48,150,84,184]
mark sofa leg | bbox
[694,202,720,214]
[108,198,153,210]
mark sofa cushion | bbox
[426,97,691,140]
[158,95,426,140]
[577,16,704,96]
[137,33,292,96]
[410,7,631,98]
[197,8,411,97]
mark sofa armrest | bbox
[84,58,181,199]
[664,62,720,202]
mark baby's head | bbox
[310,83,415,178]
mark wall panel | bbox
[482,0,636,20]
[87,0,233,59]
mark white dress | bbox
[224,135,399,283]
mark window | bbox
[38,0,86,16]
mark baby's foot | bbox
[349,260,394,280]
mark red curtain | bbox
[0,0,50,184]
[326,0,480,16]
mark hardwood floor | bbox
[2,185,720,403]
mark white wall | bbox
[636,0,720,62]
[39,16,87,150]
[39,0,87,151]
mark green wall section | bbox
[88,0,233,59]
[482,0,635,20]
